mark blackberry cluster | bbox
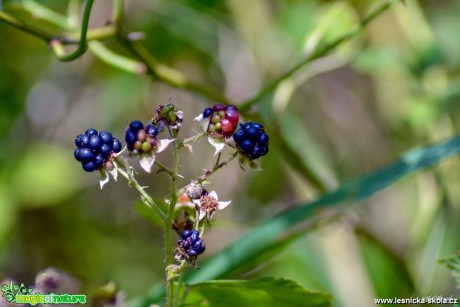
[124,120,159,155]
[177,230,205,258]
[202,104,240,137]
[74,128,122,172]
[233,122,269,160]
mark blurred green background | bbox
[0,0,459,305]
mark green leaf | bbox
[438,253,460,290]
[184,277,332,307]
[11,143,83,207]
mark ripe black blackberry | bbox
[177,230,206,259]
[74,129,122,172]
[233,122,269,160]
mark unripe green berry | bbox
[211,114,220,124]
[218,111,225,117]
[142,141,152,152]
[215,122,221,130]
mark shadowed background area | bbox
[0,0,459,306]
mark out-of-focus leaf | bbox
[134,201,164,229]
[278,111,337,191]
[136,134,460,306]
[10,143,83,207]
[184,277,332,307]
[356,228,414,298]
[0,185,16,252]
[302,1,359,57]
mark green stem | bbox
[0,10,54,41]
[164,132,181,307]
[55,0,95,61]
[112,0,124,25]
[195,151,238,184]
[182,132,206,145]
[89,41,146,74]
[238,0,399,112]
[117,167,166,219]
[117,33,233,104]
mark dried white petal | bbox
[217,201,232,210]
[99,169,110,189]
[208,137,225,156]
[157,139,175,153]
[209,191,218,200]
[140,154,156,173]
[193,114,204,122]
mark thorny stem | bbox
[117,167,166,219]
[195,151,239,184]
[164,130,181,307]
[182,132,207,145]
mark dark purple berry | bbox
[212,104,226,112]
[244,123,253,130]
[258,132,269,145]
[188,249,197,257]
[74,148,83,161]
[252,123,264,130]
[82,161,97,172]
[75,134,84,148]
[190,230,199,243]
[146,125,158,137]
[125,130,137,146]
[129,120,144,132]
[233,129,246,143]
[76,148,95,162]
[85,128,98,137]
[99,143,112,157]
[81,134,90,147]
[240,139,254,152]
[99,131,113,144]
[226,104,238,110]
[194,239,203,250]
[260,145,269,156]
[203,107,213,118]
[94,154,105,168]
[182,230,191,239]
[197,245,205,254]
[251,145,263,159]
[112,139,122,153]
[89,135,102,151]
[246,127,259,140]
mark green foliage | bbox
[183,277,332,307]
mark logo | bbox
[1,280,86,305]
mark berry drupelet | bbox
[74,129,122,172]
[177,230,206,260]
[233,122,269,160]
[202,104,240,139]
[125,120,159,155]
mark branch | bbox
[52,0,95,61]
